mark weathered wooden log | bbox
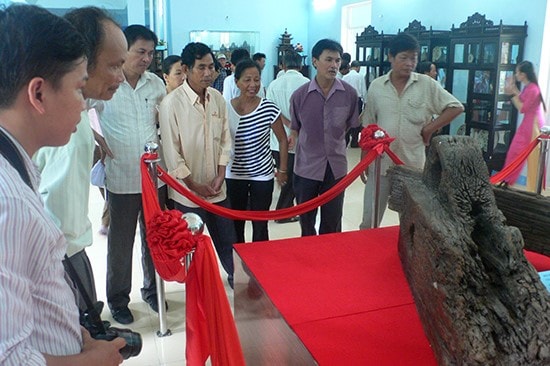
[388,135,550,366]
[493,186,550,257]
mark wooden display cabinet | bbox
[447,12,527,172]
[355,25,395,89]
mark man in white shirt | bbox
[343,60,367,147]
[0,4,124,364]
[222,48,251,102]
[33,6,127,317]
[159,42,237,287]
[266,50,309,222]
[100,25,167,324]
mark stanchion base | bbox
[156,329,172,338]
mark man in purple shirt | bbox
[290,39,359,236]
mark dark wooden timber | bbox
[388,135,550,366]
[493,186,550,256]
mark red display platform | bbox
[233,226,550,365]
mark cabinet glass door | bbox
[454,43,465,63]
[471,99,493,124]
[452,69,469,103]
[467,43,480,64]
[483,43,497,64]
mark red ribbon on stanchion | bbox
[359,124,403,165]
[140,153,245,366]
[489,134,547,185]
[153,124,402,221]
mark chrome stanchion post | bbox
[370,130,385,229]
[536,126,550,194]
[144,142,171,337]
[182,212,202,273]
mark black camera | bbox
[81,301,142,359]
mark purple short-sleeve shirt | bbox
[290,77,359,180]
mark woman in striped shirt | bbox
[226,59,289,243]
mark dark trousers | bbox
[226,178,274,242]
[272,151,296,210]
[106,186,167,310]
[173,199,236,281]
[294,164,344,236]
[63,249,97,314]
[346,98,364,147]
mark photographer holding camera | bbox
[0,5,125,364]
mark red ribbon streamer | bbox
[140,158,245,366]
[489,134,546,185]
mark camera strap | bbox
[0,128,32,190]
[62,254,107,331]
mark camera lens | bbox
[119,330,142,359]
[105,327,142,359]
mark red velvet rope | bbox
[489,134,547,185]
[144,124,403,221]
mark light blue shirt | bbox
[33,111,95,257]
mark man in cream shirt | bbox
[159,42,237,288]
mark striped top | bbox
[226,98,281,181]
[0,127,82,364]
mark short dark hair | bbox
[283,50,303,70]
[64,6,119,71]
[416,61,434,74]
[234,58,260,80]
[350,60,361,68]
[123,24,157,48]
[342,52,352,63]
[312,39,343,60]
[230,48,250,66]
[162,55,182,75]
[180,42,212,68]
[252,52,266,62]
[0,4,87,109]
[389,33,419,57]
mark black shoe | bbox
[145,296,168,313]
[111,307,134,325]
[275,216,299,224]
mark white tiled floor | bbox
[85,147,400,365]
